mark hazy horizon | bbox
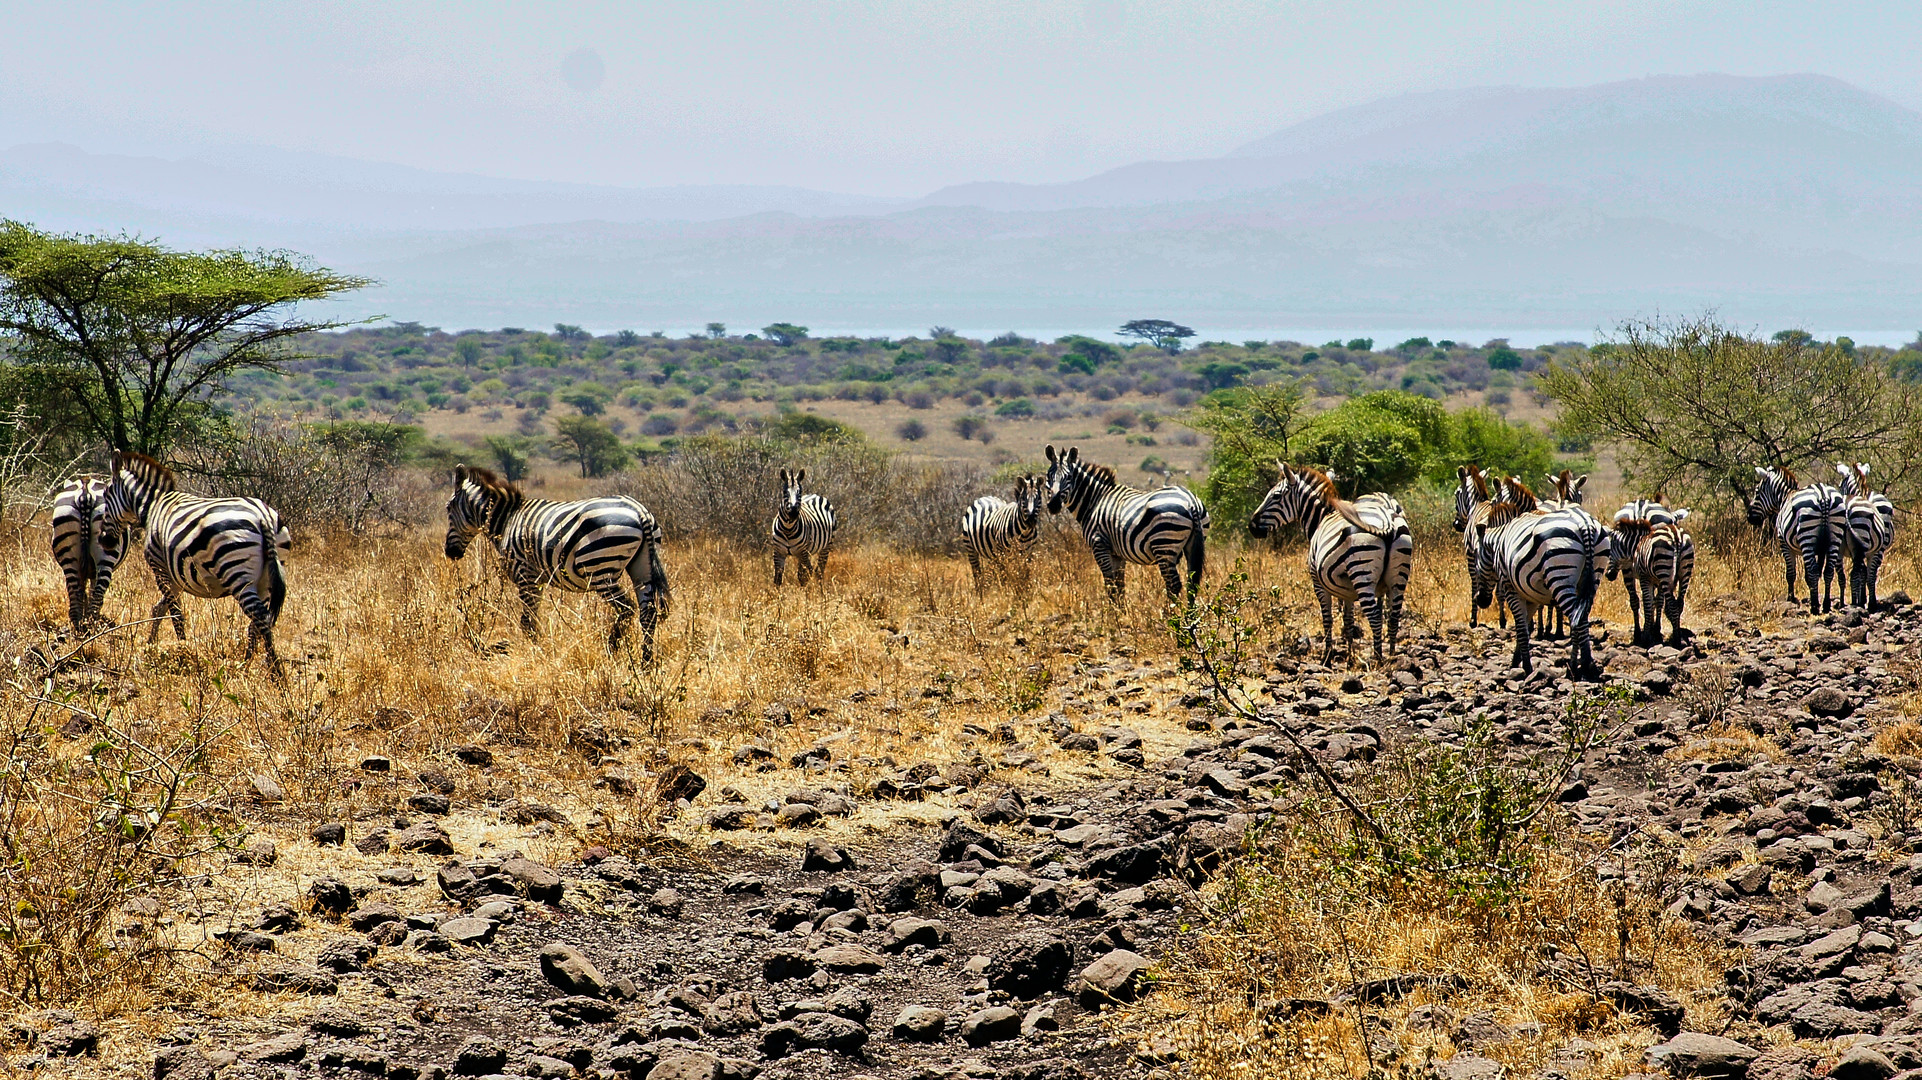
[6,2,1922,196]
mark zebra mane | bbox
[459,464,521,500]
[113,450,177,491]
[1469,468,1489,500]
[1296,464,1393,538]
[1780,466,1799,488]
[1080,460,1118,489]
[1501,477,1540,510]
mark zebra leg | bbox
[1360,594,1386,665]
[515,575,544,639]
[1157,558,1183,605]
[1665,594,1686,647]
[63,566,90,634]
[773,552,786,587]
[968,551,984,593]
[235,590,285,680]
[596,577,639,654]
[796,549,812,586]
[1781,542,1800,604]
[1340,600,1361,665]
[1183,529,1206,601]
[1315,587,1335,666]
[1089,537,1125,605]
[815,548,831,581]
[1869,550,1885,612]
[1640,579,1660,648]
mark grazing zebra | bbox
[770,468,836,586]
[445,464,670,657]
[1607,511,1694,646]
[958,474,1043,591]
[103,451,292,678]
[49,474,128,632]
[1607,497,1680,641]
[1043,444,1208,604]
[1836,462,1896,610]
[1250,462,1412,665]
[1747,466,1845,614]
[1474,479,1607,679]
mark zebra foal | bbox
[1043,444,1208,605]
[103,451,292,678]
[49,474,128,632]
[1607,510,1694,647]
[444,464,671,658]
[770,468,836,586]
[1250,462,1412,666]
[1474,479,1606,680]
[958,474,1042,591]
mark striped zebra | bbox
[1454,465,1504,628]
[1746,466,1845,614]
[1250,462,1412,665]
[958,474,1042,591]
[1835,462,1896,610]
[1474,479,1607,679]
[1530,470,1589,639]
[49,474,129,632]
[1607,497,1680,643]
[445,464,671,657]
[1043,444,1208,604]
[1606,511,1694,646]
[103,451,292,678]
[770,468,836,586]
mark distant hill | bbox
[9,74,1922,331]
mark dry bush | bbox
[0,669,230,1009]
[172,412,425,533]
[612,434,990,554]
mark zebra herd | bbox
[41,445,1902,685]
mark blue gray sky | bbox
[4,1,1920,195]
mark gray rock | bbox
[348,903,403,932]
[885,917,949,952]
[406,930,451,952]
[1021,1001,1060,1036]
[539,943,611,998]
[439,917,497,945]
[499,857,563,904]
[238,1034,309,1063]
[309,876,356,916]
[397,822,455,855]
[1076,949,1152,1005]
[986,932,1075,1000]
[893,1005,948,1042]
[1805,686,1855,718]
[248,774,284,803]
[308,1007,371,1037]
[1644,1032,1760,1078]
[153,1046,215,1080]
[250,965,338,995]
[523,1055,576,1078]
[452,1036,506,1075]
[960,1006,1021,1046]
[38,1021,100,1057]
[649,888,685,918]
[1830,1045,1897,1080]
[814,944,886,974]
[649,1051,720,1080]
[309,822,347,846]
[762,1012,868,1056]
[800,838,854,872]
[233,838,278,866]
[316,937,375,973]
[777,803,822,828]
[546,996,619,1026]
[1436,1056,1505,1080]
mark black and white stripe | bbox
[49,474,128,632]
[770,467,837,586]
[445,464,670,657]
[1475,480,1607,679]
[1454,465,1506,628]
[1250,462,1413,665]
[1607,511,1694,647]
[1044,444,1208,604]
[1747,466,1845,614]
[1530,470,1589,639]
[105,451,292,677]
[1836,462,1896,610]
[959,474,1042,591]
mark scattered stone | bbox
[1829,1046,1897,1080]
[250,965,338,995]
[233,838,277,866]
[500,856,563,904]
[762,1012,868,1056]
[658,764,707,803]
[238,1034,308,1063]
[960,1006,1022,1046]
[316,936,375,973]
[397,822,455,855]
[452,1036,506,1075]
[539,942,612,998]
[894,1005,949,1042]
[986,932,1075,999]
[649,887,686,918]
[1644,1032,1760,1078]
[347,903,403,932]
[452,745,493,766]
[440,916,497,945]
[309,876,356,916]
[309,822,346,846]
[1077,949,1153,1005]
[247,774,284,803]
[801,838,855,872]
[547,996,620,1026]
[153,1046,214,1080]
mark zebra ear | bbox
[1859,463,1872,476]
[1674,508,1691,522]
[795,469,806,485]
[1044,444,1057,464]
[1066,447,1079,462]
[1754,466,1769,479]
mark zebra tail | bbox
[647,532,672,616]
[263,525,288,624]
[1575,521,1598,607]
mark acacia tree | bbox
[1118,318,1195,353]
[552,413,629,477]
[0,221,372,454]
[1540,315,1922,503]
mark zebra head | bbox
[1043,445,1079,514]
[1747,466,1794,526]
[104,450,175,527]
[1015,473,1043,527]
[1835,461,1872,497]
[777,468,806,520]
[446,464,515,559]
[1497,476,1540,512]
[1249,461,1314,538]
[1454,465,1489,532]
[1547,469,1587,505]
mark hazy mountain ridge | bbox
[8,73,1922,330]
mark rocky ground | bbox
[13,590,1922,1080]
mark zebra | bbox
[103,450,292,678]
[1835,462,1896,610]
[770,468,836,586]
[1607,496,1679,639]
[958,474,1043,591]
[1747,466,1845,614]
[1250,461,1412,665]
[1530,470,1589,639]
[1043,444,1208,605]
[1474,478,1607,679]
[1606,511,1694,647]
[49,474,129,633]
[445,464,671,658]
[1454,465,1504,628]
